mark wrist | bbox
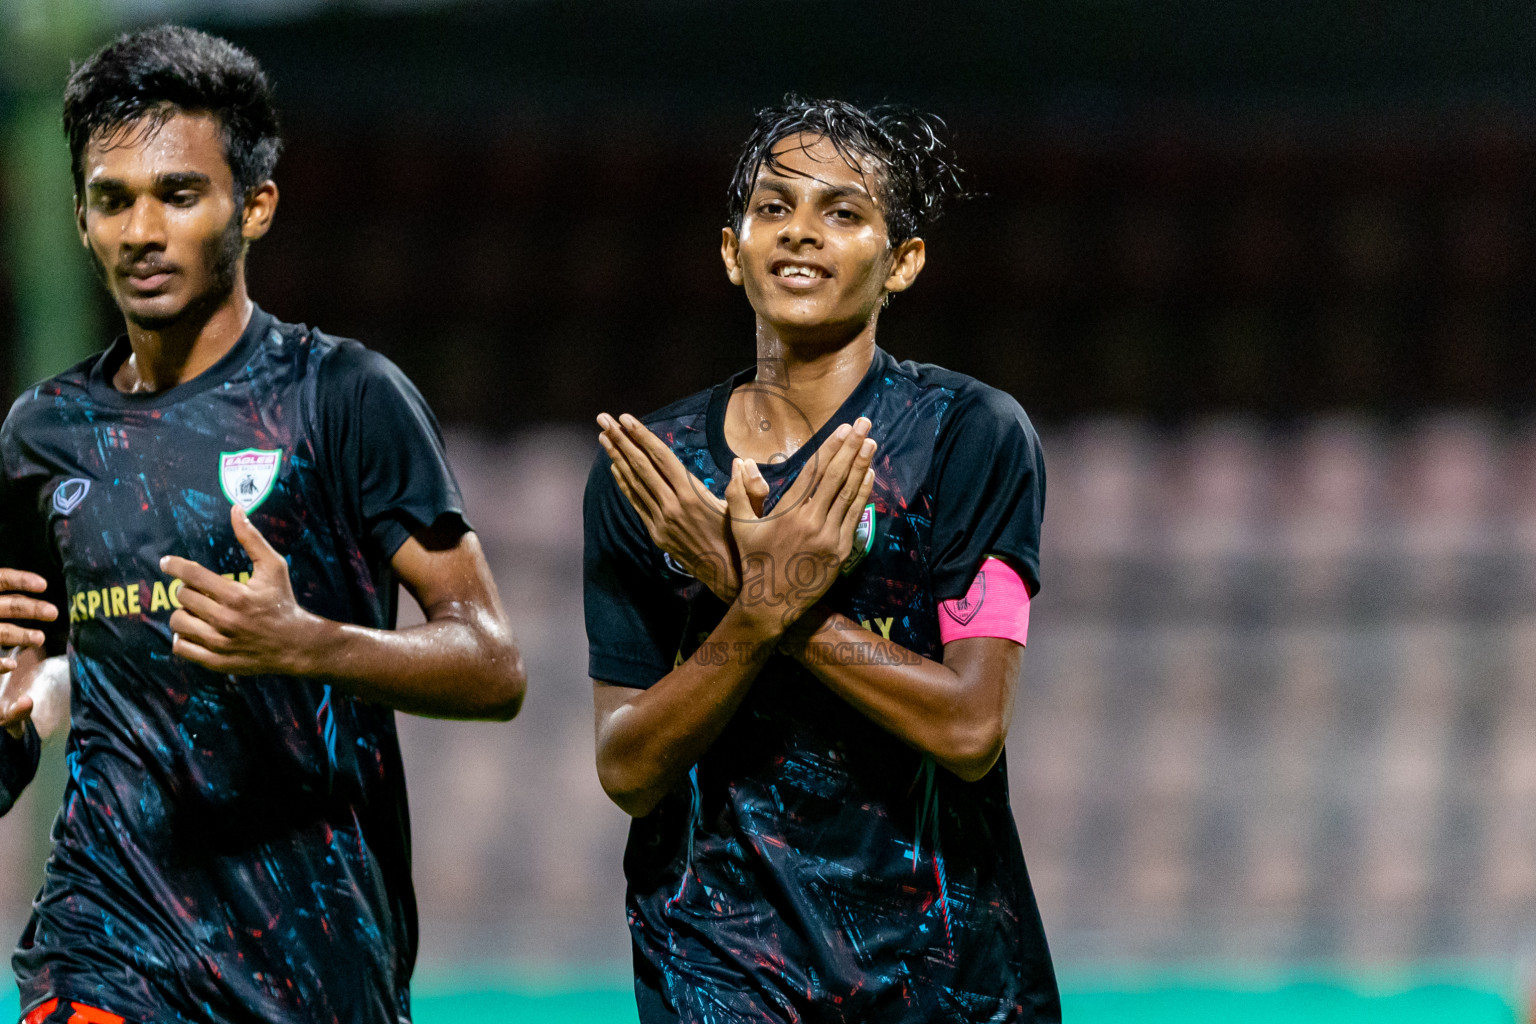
[777,604,834,658]
[283,610,338,677]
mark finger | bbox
[170,587,235,634]
[0,569,49,594]
[0,624,48,649]
[610,463,661,524]
[169,608,231,650]
[841,468,876,544]
[619,414,692,492]
[785,424,851,506]
[831,437,878,521]
[810,419,871,516]
[724,459,757,522]
[170,634,234,671]
[606,419,674,507]
[744,461,770,518]
[0,695,33,739]
[0,595,58,622]
[160,555,240,601]
[231,505,283,570]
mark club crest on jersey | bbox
[946,569,987,626]
[219,449,282,511]
[52,478,91,516]
[840,503,876,575]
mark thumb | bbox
[230,504,282,569]
[743,461,769,517]
[1,694,33,739]
[724,459,757,522]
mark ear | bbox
[75,195,89,249]
[720,226,744,287]
[883,237,926,295]
[241,180,280,241]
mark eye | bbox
[756,199,788,217]
[93,194,129,213]
[830,207,861,223]
[167,190,199,207]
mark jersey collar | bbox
[86,305,275,410]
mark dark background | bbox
[4,0,1535,427]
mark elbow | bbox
[939,716,1007,783]
[595,753,663,818]
[599,767,660,816]
[485,650,527,722]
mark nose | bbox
[119,195,166,253]
[778,203,823,250]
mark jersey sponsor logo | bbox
[944,569,987,626]
[839,503,876,575]
[68,566,250,624]
[219,448,282,511]
[51,478,91,516]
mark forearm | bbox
[596,603,778,817]
[291,604,525,721]
[780,609,1013,781]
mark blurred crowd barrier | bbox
[2,415,1535,972]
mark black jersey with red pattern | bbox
[584,347,1059,1024]
[0,307,464,1024]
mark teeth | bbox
[777,265,824,278]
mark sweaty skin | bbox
[593,134,1024,813]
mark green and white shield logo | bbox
[841,503,876,575]
[219,448,282,511]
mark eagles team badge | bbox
[840,503,876,575]
[219,449,282,511]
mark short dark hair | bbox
[726,96,969,245]
[63,25,281,201]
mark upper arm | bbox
[389,529,507,628]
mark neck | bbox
[727,314,878,463]
[116,278,253,394]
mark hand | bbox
[0,568,58,672]
[0,690,32,740]
[598,412,766,602]
[726,417,876,637]
[161,505,324,675]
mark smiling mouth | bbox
[773,264,829,280]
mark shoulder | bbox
[1,354,101,463]
[639,383,714,433]
[886,355,1039,450]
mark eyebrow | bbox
[752,176,873,204]
[87,171,213,193]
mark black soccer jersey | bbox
[0,307,464,1023]
[584,347,1060,1024]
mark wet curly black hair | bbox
[726,96,970,245]
[63,25,281,201]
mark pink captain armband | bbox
[938,556,1032,646]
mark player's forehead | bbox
[752,131,885,202]
[83,107,231,189]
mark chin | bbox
[121,298,190,331]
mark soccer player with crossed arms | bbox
[586,98,1058,1022]
[0,26,525,1024]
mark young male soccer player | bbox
[0,26,526,1023]
[585,99,1059,1022]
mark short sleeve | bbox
[926,384,1046,601]
[583,451,687,689]
[315,342,467,560]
